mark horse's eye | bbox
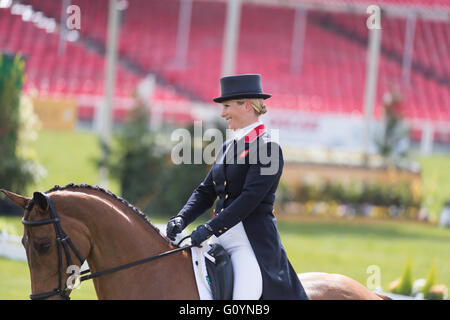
[34,241,52,254]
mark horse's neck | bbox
[88,198,167,260]
[66,191,198,299]
[87,211,169,276]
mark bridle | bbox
[22,193,193,300]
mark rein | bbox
[22,194,194,300]
[79,236,193,282]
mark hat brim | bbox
[213,92,272,103]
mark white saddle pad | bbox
[190,245,214,300]
[157,224,213,300]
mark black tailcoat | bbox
[177,124,308,300]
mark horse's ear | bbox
[0,189,30,209]
[33,192,49,212]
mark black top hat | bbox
[213,74,271,103]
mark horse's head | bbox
[1,189,91,300]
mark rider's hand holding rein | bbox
[190,223,213,247]
[166,216,186,241]
[166,216,213,247]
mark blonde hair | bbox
[236,99,267,115]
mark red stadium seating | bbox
[0,3,191,123]
[331,0,449,6]
[4,0,450,124]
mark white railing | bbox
[0,230,26,261]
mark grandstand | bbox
[1,0,449,147]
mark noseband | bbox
[22,193,194,300]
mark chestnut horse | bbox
[1,184,388,300]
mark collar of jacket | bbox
[232,121,263,141]
[243,123,266,143]
[219,123,267,162]
[231,122,266,143]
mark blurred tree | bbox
[0,53,25,192]
[0,53,43,198]
[102,99,167,211]
[103,97,224,218]
[150,126,208,216]
[151,121,225,217]
[375,91,410,165]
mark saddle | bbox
[204,244,234,300]
[192,243,234,300]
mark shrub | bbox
[103,102,220,218]
[0,53,44,199]
[102,102,168,211]
[421,262,437,299]
[292,180,420,215]
[390,258,413,296]
[0,53,25,193]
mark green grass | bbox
[416,154,450,221]
[279,217,450,293]
[26,129,120,196]
[0,258,31,300]
[0,258,97,300]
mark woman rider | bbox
[166,74,308,300]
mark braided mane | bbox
[44,183,167,239]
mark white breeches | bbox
[210,222,263,300]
